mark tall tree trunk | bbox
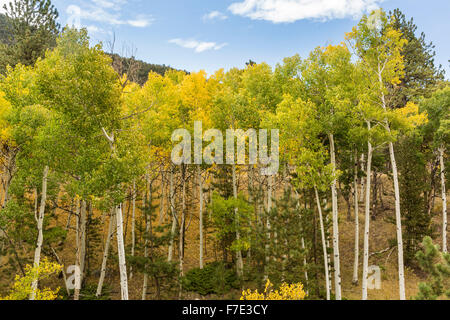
[362,127,373,300]
[360,154,366,203]
[314,186,330,300]
[142,175,153,300]
[178,165,187,298]
[159,172,166,224]
[116,204,129,300]
[30,165,49,300]
[198,165,204,269]
[168,168,177,262]
[232,164,244,277]
[130,180,136,280]
[96,209,115,297]
[329,133,342,300]
[352,151,360,285]
[388,140,406,300]
[379,65,406,300]
[439,146,447,253]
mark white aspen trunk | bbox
[198,165,204,269]
[96,209,115,297]
[130,181,136,280]
[362,128,373,300]
[159,172,166,224]
[389,141,406,300]
[439,146,448,253]
[178,167,187,299]
[116,204,129,300]
[360,154,366,203]
[79,201,87,280]
[168,169,177,262]
[264,175,273,281]
[378,63,406,300]
[314,186,330,300]
[232,164,244,277]
[329,133,342,300]
[142,175,152,300]
[30,166,49,300]
[352,151,360,285]
[74,200,81,301]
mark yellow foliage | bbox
[0,259,63,301]
[240,280,307,301]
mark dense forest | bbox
[0,0,448,301]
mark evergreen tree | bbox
[0,0,60,73]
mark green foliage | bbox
[389,9,444,109]
[0,0,60,73]
[209,191,253,260]
[415,237,450,300]
[182,262,240,296]
[397,134,433,264]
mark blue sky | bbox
[6,0,450,76]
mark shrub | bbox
[182,262,240,296]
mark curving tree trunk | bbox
[96,209,115,297]
[314,186,330,300]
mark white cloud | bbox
[228,0,384,23]
[169,38,228,53]
[203,10,228,22]
[65,1,153,30]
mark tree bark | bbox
[232,164,244,277]
[30,165,49,300]
[329,133,342,300]
[352,151,360,285]
[314,186,330,300]
[96,209,115,297]
[168,168,177,262]
[116,204,129,300]
[130,180,136,280]
[198,165,204,269]
[362,126,373,300]
[439,146,447,253]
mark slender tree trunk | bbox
[329,133,341,300]
[439,146,447,253]
[314,186,330,300]
[96,209,115,297]
[116,204,129,300]
[79,201,87,280]
[159,172,166,224]
[179,165,187,298]
[130,180,136,280]
[232,164,244,277]
[142,175,153,300]
[360,154,366,203]
[30,165,49,300]
[168,168,177,262]
[198,165,204,269]
[388,140,406,300]
[352,151,360,285]
[379,65,406,300]
[362,126,373,300]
